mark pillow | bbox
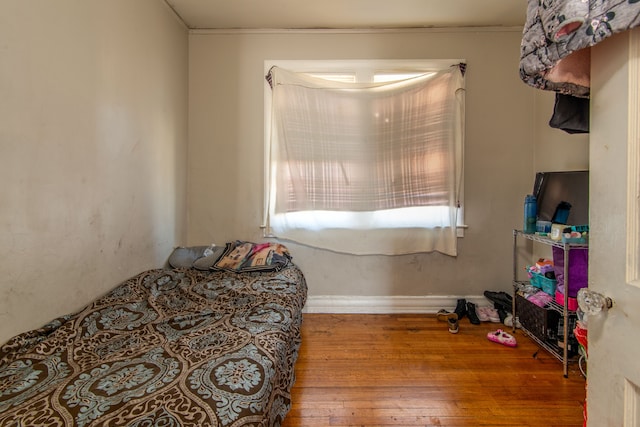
[193,246,226,270]
[212,241,291,272]
[168,245,224,269]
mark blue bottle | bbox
[524,194,537,234]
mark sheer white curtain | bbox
[265,64,465,256]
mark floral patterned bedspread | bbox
[0,264,307,427]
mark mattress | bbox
[0,254,307,426]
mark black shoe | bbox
[454,298,467,320]
[466,302,481,325]
[483,291,513,312]
[497,308,508,323]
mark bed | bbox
[0,241,307,427]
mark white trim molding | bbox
[191,26,524,36]
[627,27,640,288]
[303,295,491,314]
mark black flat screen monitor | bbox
[533,170,589,225]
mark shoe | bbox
[454,299,467,320]
[504,314,522,329]
[485,307,501,323]
[477,306,501,323]
[466,302,481,325]
[477,306,490,322]
[448,317,459,334]
[487,329,517,347]
[497,308,508,323]
[483,291,513,312]
[436,309,458,322]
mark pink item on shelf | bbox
[555,287,579,311]
[527,290,554,307]
[487,329,517,347]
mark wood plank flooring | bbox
[282,314,586,427]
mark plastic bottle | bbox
[524,194,537,234]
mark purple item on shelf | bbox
[552,246,588,297]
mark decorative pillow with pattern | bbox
[213,241,291,272]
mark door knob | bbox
[577,288,614,315]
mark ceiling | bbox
[165,0,527,30]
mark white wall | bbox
[528,90,589,264]
[188,28,561,308]
[0,0,189,343]
[534,91,589,170]
[0,9,588,342]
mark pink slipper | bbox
[487,329,517,347]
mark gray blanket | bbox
[520,0,640,97]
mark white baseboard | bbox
[303,295,491,314]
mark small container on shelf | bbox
[530,272,558,295]
[536,220,552,235]
[561,231,588,244]
[527,262,557,295]
[534,258,554,274]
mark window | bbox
[264,60,465,256]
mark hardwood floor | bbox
[282,314,586,427]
